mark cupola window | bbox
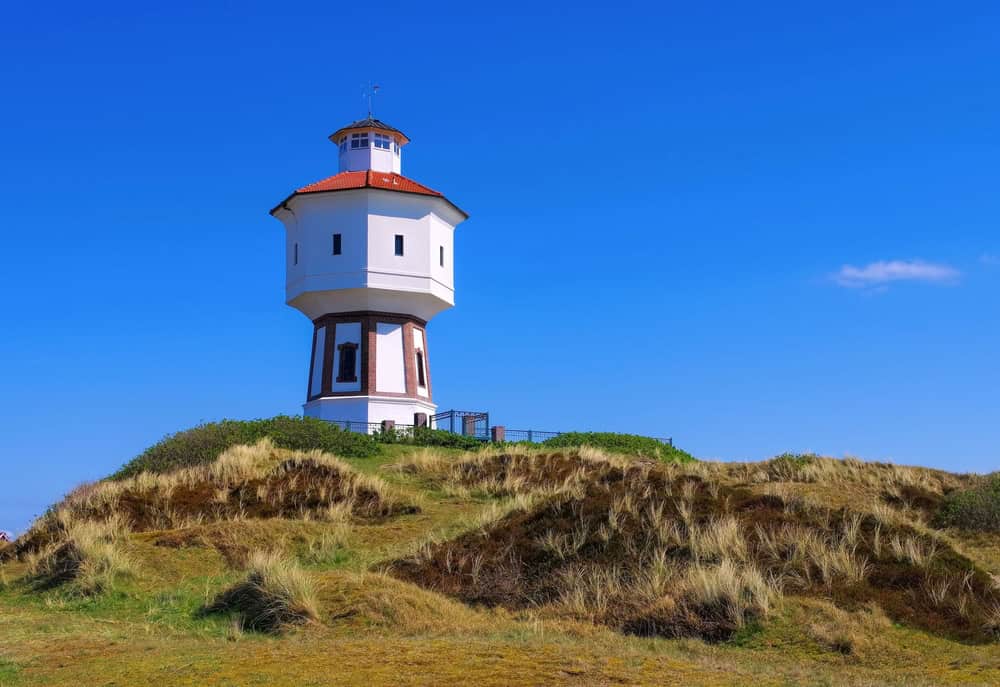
[393,141,400,155]
[373,133,391,150]
[350,132,369,149]
[339,138,347,152]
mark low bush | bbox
[375,427,482,450]
[935,473,1000,532]
[541,432,694,463]
[113,416,379,478]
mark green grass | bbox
[113,416,380,478]
[540,431,695,463]
[0,658,20,686]
[936,473,1000,532]
[4,444,1000,686]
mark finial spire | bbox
[363,82,380,118]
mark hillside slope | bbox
[1,442,998,686]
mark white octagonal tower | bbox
[271,117,468,426]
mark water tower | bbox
[270,116,467,426]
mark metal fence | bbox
[328,420,417,436]
[500,429,563,443]
[326,417,672,448]
[432,410,490,440]
[500,429,673,446]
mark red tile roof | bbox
[271,170,467,218]
[297,170,443,197]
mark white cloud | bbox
[833,259,960,289]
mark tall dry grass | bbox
[16,440,407,557]
[26,513,133,594]
[205,550,319,633]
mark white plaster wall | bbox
[310,326,326,397]
[338,139,402,174]
[304,396,436,427]
[304,397,370,424]
[275,190,462,321]
[412,327,428,397]
[331,322,362,393]
[366,397,436,426]
[429,213,454,291]
[375,323,405,393]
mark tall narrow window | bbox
[336,343,358,383]
[332,233,342,255]
[416,350,426,387]
[439,245,444,267]
[294,242,298,265]
[394,234,404,256]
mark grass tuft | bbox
[203,550,319,633]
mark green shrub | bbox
[375,427,482,450]
[540,432,694,463]
[113,416,379,479]
[935,474,1000,532]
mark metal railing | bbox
[431,410,490,439]
[329,420,417,436]
[499,430,672,446]
[326,418,672,448]
[500,429,563,443]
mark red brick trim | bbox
[305,310,433,404]
[314,311,427,328]
[418,325,433,400]
[306,326,318,400]
[320,324,334,397]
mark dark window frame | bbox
[415,349,426,387]
[333,233,342,255]
[394,234,404,256]
[336,342,359,383]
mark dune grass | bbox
[1,443,999,685]
[203,550,319,633]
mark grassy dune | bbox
[1,441,999,686]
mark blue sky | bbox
[1,2,998,534]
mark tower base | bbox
[304,396,437,428]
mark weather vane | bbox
[363,82,380,118]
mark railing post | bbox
[462,415,477,436]
[490,426,505,443]
[528,430,533,443]
[381,420,395,433]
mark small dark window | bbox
[394,235,404,256]
[439,245,444,267]
[293,242,298,265]
[336,343,358,383]
[333,233,342,255]
[416,350,426,387]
